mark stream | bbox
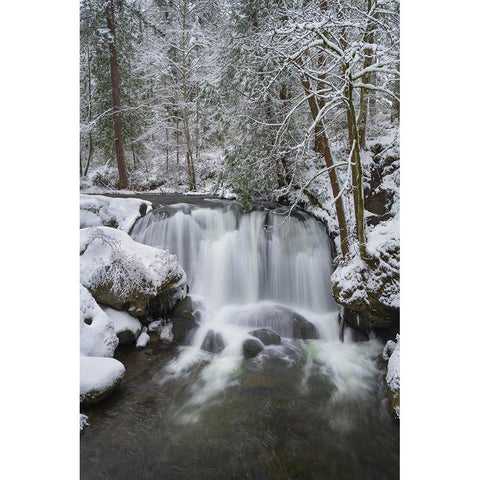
[80,194,399,480]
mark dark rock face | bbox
[231,304,319,340]
[201,330,225,354]
[249,328,281,346]
[116,330,138,344]
[170,296,200,345]
[242,338,264,359]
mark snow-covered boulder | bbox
[135,328,150,349]
[80,356,126,406]
[80,194,152,232]
[383,335,400,420]
[80,227,187,317]
[80,414,89,431]
[101,306,142,344]
[80,284,118,357]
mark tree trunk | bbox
[106,0,128,189]
[300,74,349,258]
[358,0,376,150]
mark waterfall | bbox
[130,202,337,315]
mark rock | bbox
[201,330,225,354]
[170,296,200,345]
[147,320,162,333]
[384,335,400,420]
[80,414,89,431]
[80,285,118,358]
[159,321,174,342]
[228,303,319,340]
[80,227,187,317]
[80,194,152,232]
[249,328,281,346]
[241,372,277,389]
[80,356,125,406]
[136,330,150,349]
[101,306,142,344]
[242,338,264,359]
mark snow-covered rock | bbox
[135,329,150,349]
[80,414,89,431]
[80,226,187,317]
[80,194,152,232]
[147,320,162,333]
[80,356,126,406]
[101,306,142,344]
[80,284,118,357]
[159,321,174,342]
[384,335,400,420]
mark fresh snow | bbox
[80,226,186,300]
[80,194,152,232]
[136,330,150,348]
[80,356,126,402]
[101,306,142,341]
[384,335,400,419]
[80,284,118,357]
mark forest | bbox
[79,1,400,478]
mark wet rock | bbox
[170,296,200,345]
[231,304,319,340]
[249,328,281,346]
[243,338,264,359]
[201,330,225,354]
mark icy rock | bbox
[80,284,118,357]
[101,306,142,344]
[80,356,125,406]
[80,226,187,317]
[80,194,152,232]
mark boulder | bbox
[227,303,319,340]
[136,328,150,349]
[80,227,187,317]
[384,335,400,420]
[170,296,200,345]
[101,306,142,344]
[201,330,225,354]
[80,356,125,406]
[80,285,118,358]
[242,338,264,359]
[147,320,162,333]
[249,328,281,346]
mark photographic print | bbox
[79,1,400,479]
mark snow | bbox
[80,194,152,232]
[386,335,400,392]
[80,356,126,402]
[80,226,186,301]
[80,284,118,357]
[101,306,142,341]
[136,330,150,348]
[160,321,174,342]
[147,320,162,333]
[80,414,89,431]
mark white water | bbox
[130,202,383,416]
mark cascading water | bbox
[82,197,399,480]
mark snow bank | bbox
[384,334,400,419]
[80,194,152,232]
[101,306,142,344]
[80,226,187,316]
[80,284,118,357]
[80,356,126,405]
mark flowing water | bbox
[80,196,399,480]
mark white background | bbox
[1,1,478,477]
